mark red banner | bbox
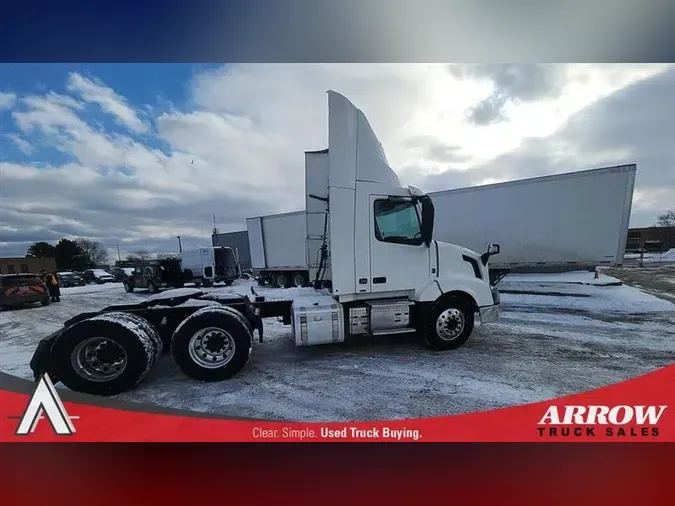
[1,364,673,442]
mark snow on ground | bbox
[1,277,674,421]
[625,248,675,264]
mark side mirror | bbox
[419,195,435,247]
[480,243,500,266]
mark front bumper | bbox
[479,304,500,324]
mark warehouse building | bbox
[211,230,252,270]
[0,257,57,275]
[625,226,675,252]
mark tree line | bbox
[25,239,178,272]
[25,238,109,271]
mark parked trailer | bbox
[30,90,501,397]
[428,164,636,283]
[247,210,309,288]
[248,164,637,286]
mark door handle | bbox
[372,277,387,284]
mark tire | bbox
[41,298,51,306]
[170,306,253,382]
[124,281,134,293]
[49,312,163,396]
[292,272,308,288]
[202,279,213,288]
[424,296,475,351]
[224,279,234,286]
[147,281,159,294]
[275,273,289,288]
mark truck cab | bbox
[291,91,500,350]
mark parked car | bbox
[0,274,51,309]
[83,269,116,284]
[110,267,134,282]
[56,271,86,287]
[123,259,188,293]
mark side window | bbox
[373,198,423,246]
[7,264,16,274]
[20,264,29,273]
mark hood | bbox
[435,240,489,280]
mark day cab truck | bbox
[29,91,501,396]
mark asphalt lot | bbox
[1,274,674,421]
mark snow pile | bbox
[504,271,620,285]
[146,288,203,302]
[205,281,332,302]
[502,283,675,313]
[625,249,675,263]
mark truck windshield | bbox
[373,199,423,245]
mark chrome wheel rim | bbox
[71,337,128,382]
[188,327,236,369]
[436,308,465,341]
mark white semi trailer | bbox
[249,164,636,287]
[30,90,501,396]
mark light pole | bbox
[177,236,182,253]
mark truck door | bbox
[369,195,430,293]
[201,248,214,279]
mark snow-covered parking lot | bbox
[1,273,674,422]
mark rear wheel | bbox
[41,298,51,306]
[170,307,253,382]
[292,272,308,288]
[202,279,213,288]
[124,280,134,293]
[275,273,289,288]
[50,312,163,396]
[424,296,475,351]
[147,281,159,293]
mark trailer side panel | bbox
[429,164,637,270]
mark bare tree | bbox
[126,250,152,263]
[76,237,109,267]
[656,209,675,227]
[156,253,179,260]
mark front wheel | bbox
[124,281,134,293]
[170,306,253,382]
[424,297,475,351]
[147,281,159,294]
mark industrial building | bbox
[211,230,252,270]
[625,226,675,252]
[0,257,57,275]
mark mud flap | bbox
[29,333,61,383]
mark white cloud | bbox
[6,134,33,155]
[0,63,673,258]
[0,92,16,110]
[66,72,149,134]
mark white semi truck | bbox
[249,164,637,287]
[29,91,501,396]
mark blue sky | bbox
[0,63,220,165]
[0,63,673,261]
